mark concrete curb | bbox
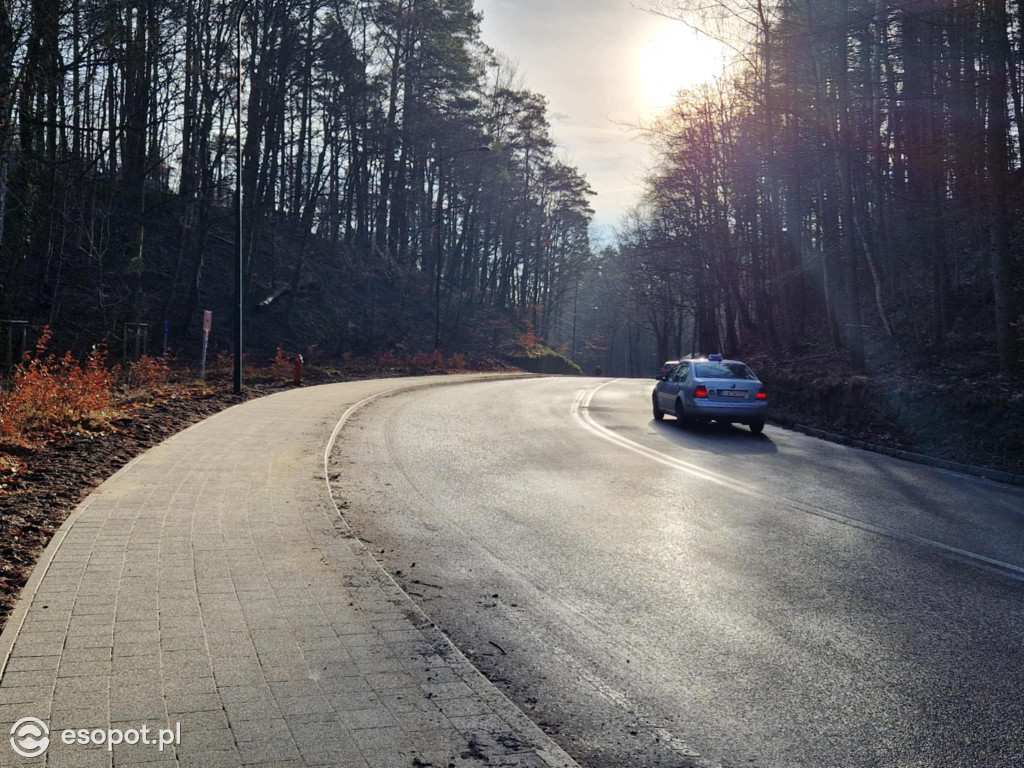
[322,376,581,768]
[789,423,1024,487]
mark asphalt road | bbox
[330,376,1024,768]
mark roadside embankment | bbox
[759,369,1024,477]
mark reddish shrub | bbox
[129,355,170,389]
[375,350,403,368]
[446,353,468,370]
[272,347,291,379]
[214,349,232,374]
[516,324,539,353]
[0,327,117,436]
[410,350,444,370]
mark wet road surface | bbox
[331,377,1024,768]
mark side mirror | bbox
[655,374,666,381]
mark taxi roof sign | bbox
[708,353,724,362]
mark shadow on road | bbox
[650,418,779,456]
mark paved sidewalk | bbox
[0,376,577,768]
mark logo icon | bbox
[10,717,49,758]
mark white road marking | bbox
[572,383,760,496]
[324,388,405,511]
[575,664,723,767]
[572,379,1024,582]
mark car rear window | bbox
[693,362,757,380]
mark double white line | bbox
[572,379,1024,582]
[572,381,760,497]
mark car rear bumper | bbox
[690,400,767,422]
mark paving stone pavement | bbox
[0,376,578,768]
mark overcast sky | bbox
[475,0,730,240]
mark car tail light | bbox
[756,389,767,400]
[694,385,708,398]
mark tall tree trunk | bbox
[985,0,1016,374]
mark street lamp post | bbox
[433,178,444,353]
[433,145,489,351]
[570,265,601,363]
[233,1,253,395]
[571,276,579,363]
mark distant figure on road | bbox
[593,366,602,376]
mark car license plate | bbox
[719,390,746,398]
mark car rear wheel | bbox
[675,399,689,426]
[652,396,664,421]
[749,418,765,434]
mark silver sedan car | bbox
[653,355,767,433]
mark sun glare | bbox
[638,22,730,111]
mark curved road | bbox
[330,376,1024,768]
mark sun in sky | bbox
[638,21,731,111]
